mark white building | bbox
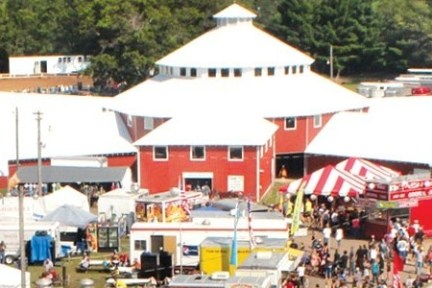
[9,55,90,75]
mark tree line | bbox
[0,0,431,92]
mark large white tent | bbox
[42,185,90,214]
[0,264,31,287]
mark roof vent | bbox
[211,271,230,280]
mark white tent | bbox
[98,188,146,220]
[0,264,31,287]
[43,185,90,214]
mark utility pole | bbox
[35,111,43,197]
[329,45,334,80]
[16,107,26,287]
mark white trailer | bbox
[0,221,62,264]
[129,210,289,267]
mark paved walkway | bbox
[292,227,432,287]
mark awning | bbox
[335,157,400,180]
[286,165,365,197]
[15,166,130,184]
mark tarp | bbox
[40,204,97,228]
[98,188,146,219]
[286,165,365,197]
[335,157,400,181]
[0,264,31,287]
[42,185,90,214]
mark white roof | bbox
[156,19,313,69]
[213,3,257,19]
[134,115,278,146]
[306,96,432,165]
[156,4,313,68]
[109,72,368,118]
[0,92,137,176]
[0,264,31,287]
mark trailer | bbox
[129,209,289,268]
[0,221,62,264]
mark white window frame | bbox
[143,117,154,130]
[127,115,133,127]
[190,146,206,161]
[228,146,243,161]
[153,146,168,161]
[313,115,322,128]
[284,117,297,130]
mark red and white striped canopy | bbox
[335,157,400,181]
[287,165,365,197]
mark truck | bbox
[0,221,63,264]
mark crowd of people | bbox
[285,205,430,288]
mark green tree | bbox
[375,0,432,72]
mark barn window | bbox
[292,66,297,74]
[221,68,229,77]
[143,117,154,130]
[284,66,290,75]
[191,146,205,161]
[191,68,197,77]
[267,67,275,76]
[180,67,187,76]
[228,146,243,161]
[234,68,242,77]
[313,115,322,128]
[58,58,62,63]
[78,56,83,62]
[254,68,262,77]
[208,68,216,77]
[154,146,168,160]
[299,65,304,74]
[285,117,296,130]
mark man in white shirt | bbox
[297,263,306,288]
[323,224,332,247]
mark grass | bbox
[27,235,130,287]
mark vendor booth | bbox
[361,173,432,238]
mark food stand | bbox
[361,173,432,239]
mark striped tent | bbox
[287,165,365,197]
[335,157,400,181]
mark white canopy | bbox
[0,264,31,287]
[42,185,90,214]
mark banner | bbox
[290,182,305,237]
[392,250,404,288]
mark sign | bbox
[182,245,199,256]
[228,175,244,192]
[390,188,432,201]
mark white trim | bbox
[127,115,133,127]
[190,146,206,161]
[182,172,214,179]
[153,146,169,161]
[228,146,244,161]
[284,117,297,130]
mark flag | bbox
[230,200,240,269]
[247,198,256,248]
[290,181,305,237]
[392,250,404,288]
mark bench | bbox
[106,278,156,287]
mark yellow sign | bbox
[290,182,305,237]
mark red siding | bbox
[271,114,333,154]
[139,143,275,201]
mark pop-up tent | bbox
[0,264,31,287]
[42,185,90,214]
[41,204,97,228]
[286,165,365,197]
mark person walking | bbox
[0,241,6,264]
[335,227,343,250]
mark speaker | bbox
[158,251,172,279]
[139,252,157,278]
